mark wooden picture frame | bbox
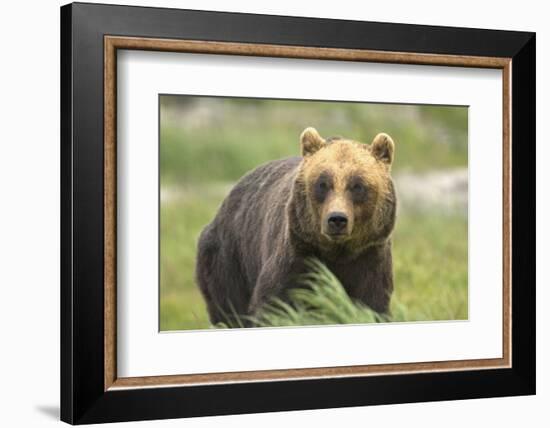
[61,2,535,424]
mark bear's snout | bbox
[326,212,349,236]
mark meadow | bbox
[159,96,468,331]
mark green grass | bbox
[232,251,467,328]
[159,185,224,330]
[159,96,468,331]
[217,259,388,328]
[391,211,468,321]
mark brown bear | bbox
[196,127,397,325]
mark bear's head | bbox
[288,127,397,260]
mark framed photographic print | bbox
[60,2,536,424]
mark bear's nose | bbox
[327,212,348,233]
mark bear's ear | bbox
[300,127,326,157]
[371,133,395,165]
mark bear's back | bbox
[216,156,301,218]
[204,156,301,287]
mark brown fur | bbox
[196,127,397,325]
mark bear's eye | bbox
[314,174,332,202]
[349,179,368,202]
[352,183,363,192]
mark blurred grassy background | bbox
[160,95,468,331]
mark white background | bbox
[118,51,503,377]
[0,0,546,427]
